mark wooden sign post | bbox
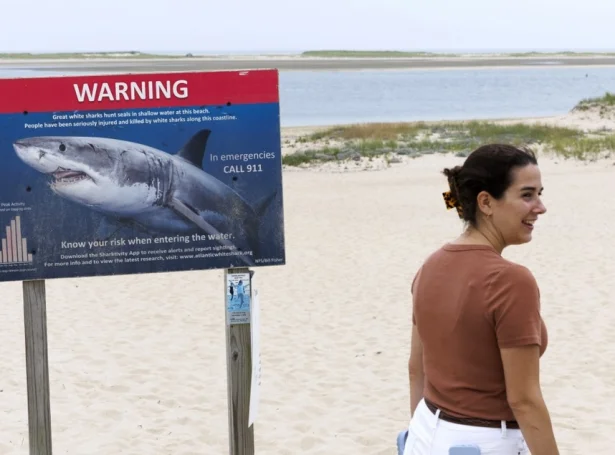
[224,267,255,455]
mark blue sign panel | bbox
[0,69,285,282]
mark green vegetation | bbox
[507,51,615,57]
[282,92,615,167]
[5,49,615,60]
[300,50,615,58]
[300,50,458,58]
[4,49,615,60]
[573,92,615,111]
[0,51,188,59]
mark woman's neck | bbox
[452,225,504,255]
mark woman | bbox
[403,144,559,454]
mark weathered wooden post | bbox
[22,279,52,455]
[224,267,255,455]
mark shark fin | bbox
[238,190,278,260]
[167,197,255,267]
[95,216,157,242]
[95,217,131,241]
[176,129,212,168]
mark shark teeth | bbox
[51,168,89,184]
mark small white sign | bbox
[248,286,261,426]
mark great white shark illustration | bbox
[12,129,278,267]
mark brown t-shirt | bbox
[411,243,548,421]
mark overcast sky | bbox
[2,0,615,53]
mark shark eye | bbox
[59,143,66,152]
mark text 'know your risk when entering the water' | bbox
[61,233,231,250]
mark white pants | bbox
[403,399,529,455]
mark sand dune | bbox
[2,109,615,454]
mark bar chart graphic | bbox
[0,215,33,264]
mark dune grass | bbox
[282,119,615,166]
[550,134,615,159]
[574,92,615,111]
[307,121,581,143]
[281,91,615,166]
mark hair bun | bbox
[440,144,538,226]
[443,165,462,180]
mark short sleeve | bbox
[488,263,542,349]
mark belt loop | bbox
[430,408,441,453]
[433,409,441,429]
[501,420,507,438]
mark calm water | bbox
[1,66,614,127]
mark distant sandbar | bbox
[3,52,615,73]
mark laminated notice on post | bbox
[227,271,250,324]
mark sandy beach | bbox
[3,54,615,73]
[2,105,615,455]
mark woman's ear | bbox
[476,191,493,217]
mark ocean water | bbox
[1,66,614,127]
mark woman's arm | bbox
[501,345,559,455]
[491,263,559,453]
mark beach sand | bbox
[2,109,615,454]
[3,54,615,73]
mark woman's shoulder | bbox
[490,258,538,285]
[486,259,542,309]
[419,242,502,267]
[415,243,539,288]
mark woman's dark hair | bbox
[442,144,538,226]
